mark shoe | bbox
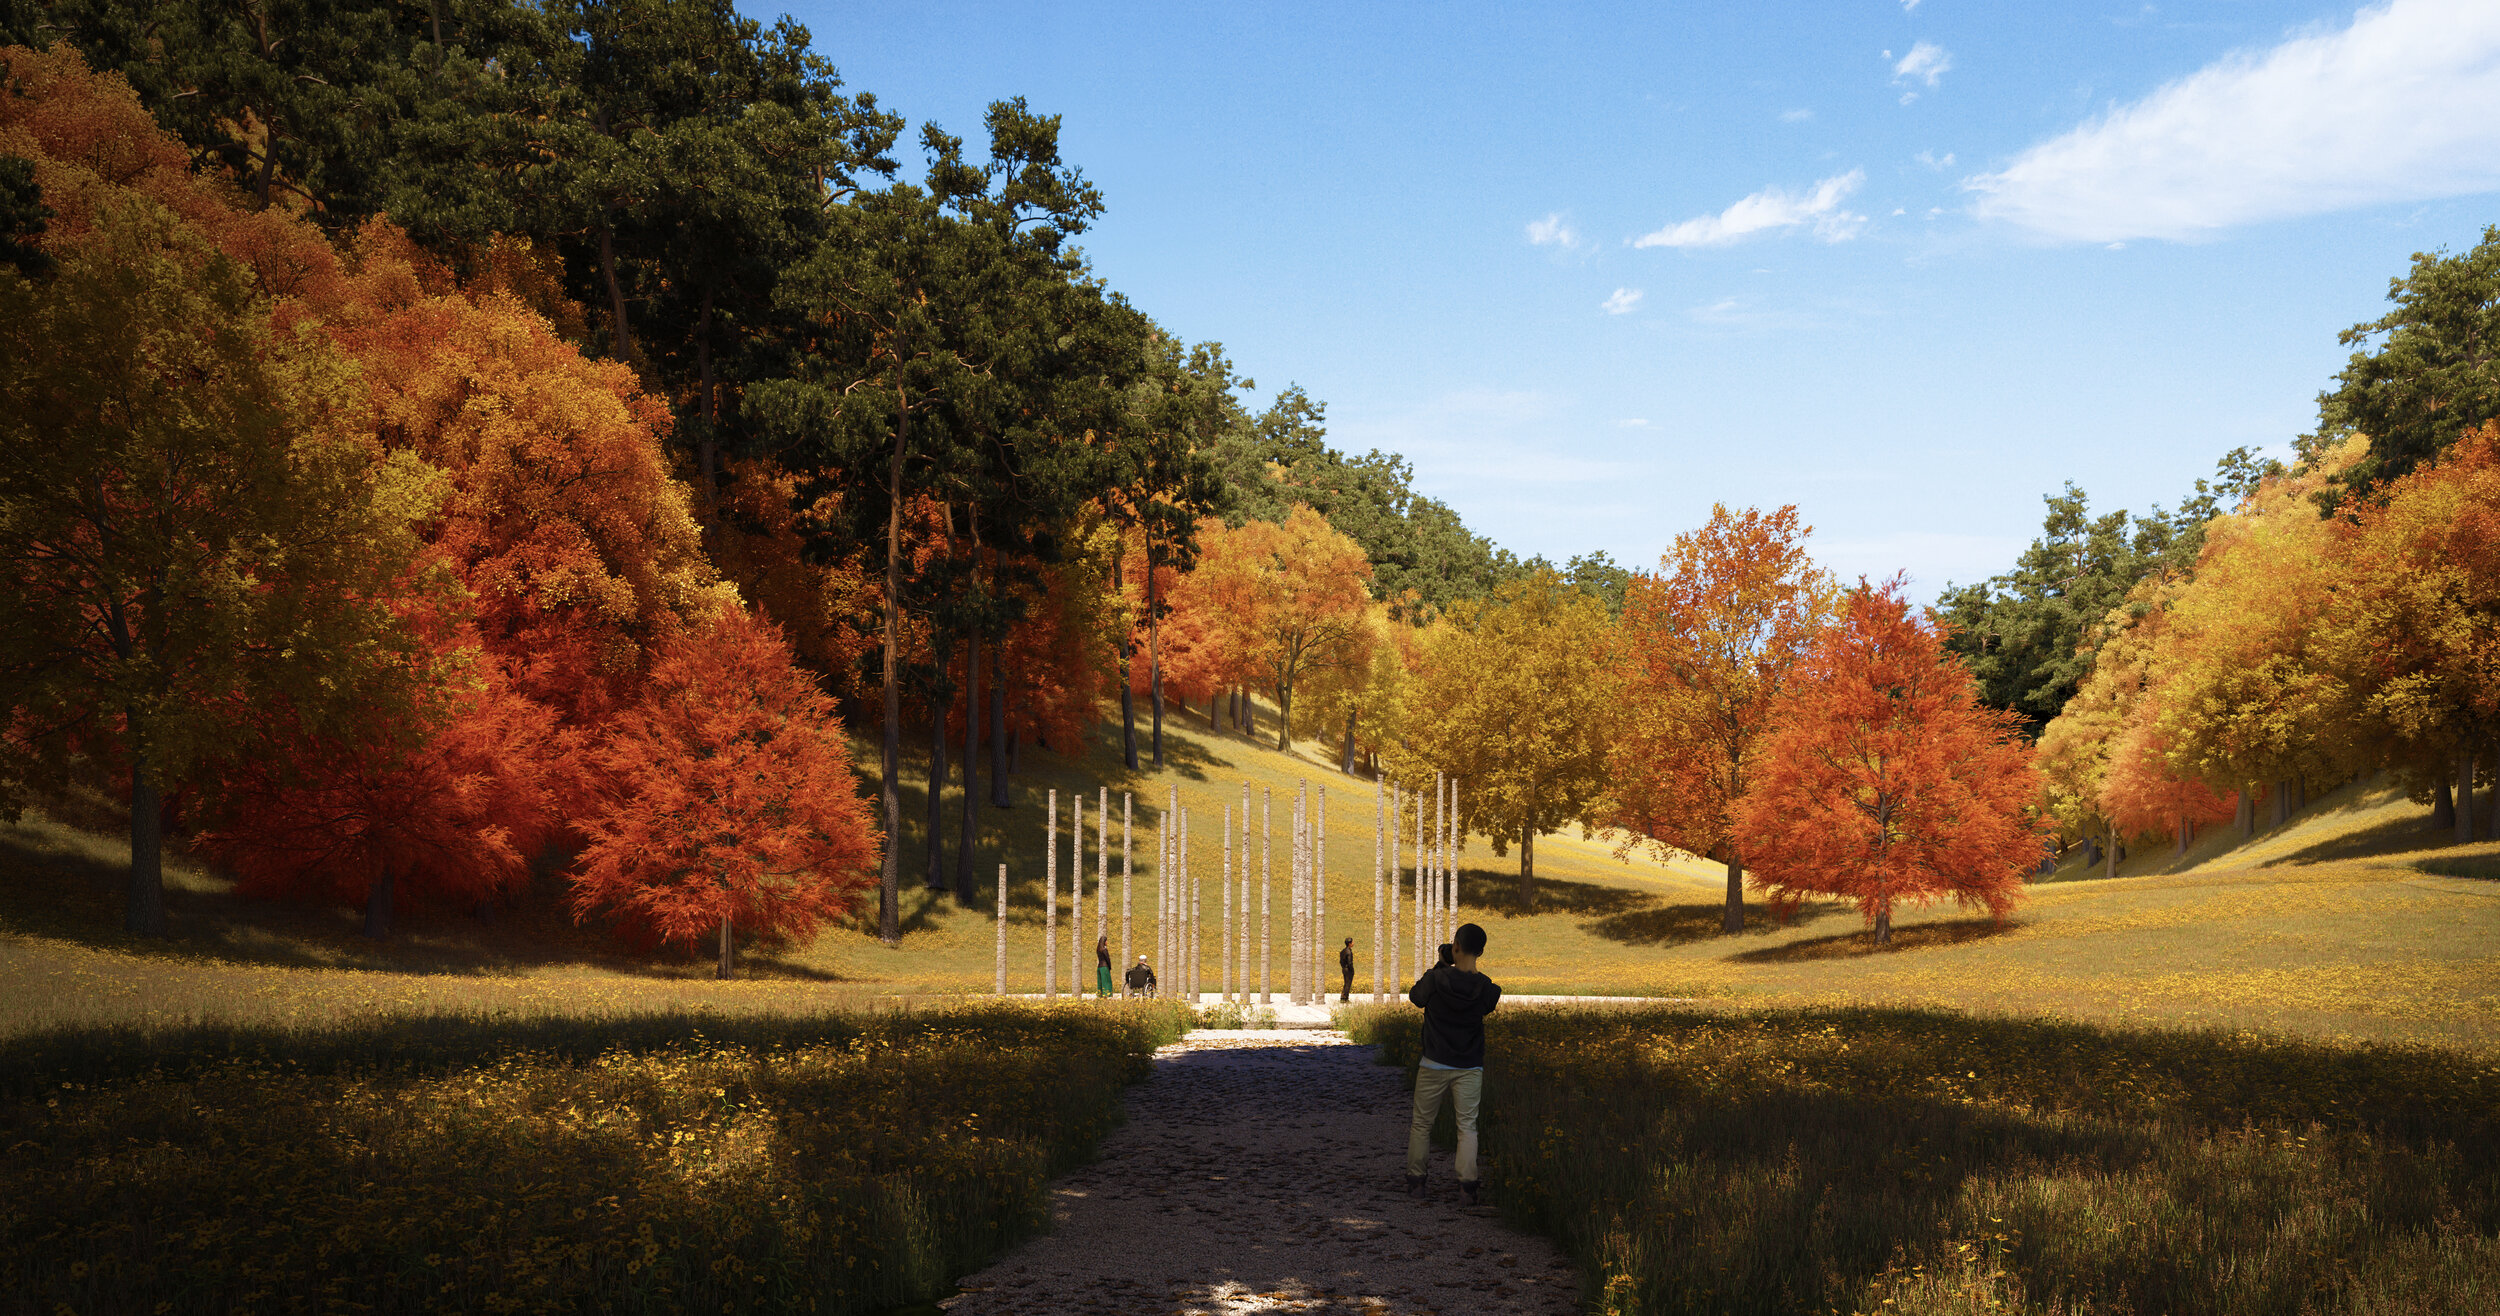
[1458,1180,1481,1207]
[1404,1174,1426,1199]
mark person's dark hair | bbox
[1436,943,1454,968]
[1456,922,1487,956]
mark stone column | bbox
[994,861,1007,996]
[1261,787,1274,1005]
[1046,788,1058,1001]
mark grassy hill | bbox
[3,697,2494,1050]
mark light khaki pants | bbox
[1407,1064,1481,1181]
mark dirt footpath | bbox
[946,1031,1579,1315]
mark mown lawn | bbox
[1348,1003,2500,1316]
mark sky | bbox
[784,0,2500,597]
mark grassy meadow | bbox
[4,694,2497,1048]
[1348,1003,2499,1316]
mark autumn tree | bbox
[572,606,879,978]
[0,196,441,936]
[1607,504,1832,932]
[198,632,558,938]
[2320,421,2500,840]
[1392,571,1620,902]
[1733,578,2044,945]
[1192,506,1373,752]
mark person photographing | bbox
[1405,922,1499,1206]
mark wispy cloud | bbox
[1525,212,1581,249]
[1893,41,1953,88]
[1601,287,1645,315]
[1633,171,1867,249]
[1780,107,1815,123]
[1967,0,2500,242]
[1914,149,1957,169]
[1901,0,1923,11]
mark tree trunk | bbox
[695,288,718,504]
[1873,904,1892,946]
[1341,708,1359,775]
[1243,690,1257,740]
[1148,546,1165,769]
[2083,837,2100,869]
[1276,682,1293,753]
[2236,787,2253,838]
[989,664,1010,807]
[926,687,949,892]
[878,409,905,946]
[124,752,167,937]
[2432,776,2455,831]
[2272,780,2292,828]
[957,627,981,905]
[2459,751,2478,844]
[717,914,733,980]
[1518,828,1535,908]
[362,865,394,940]
[1008,722,1021,775]
[1722,855,1744,933]
[2175,815,2189,859]
[1115,552,1139,770]
[596,219,635,365]
[2105,822,2118,879]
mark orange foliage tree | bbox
[1188,506,1374,752]
[198,630,559,938]
[1733,578,2044,945]
[2327,421,2500,841]
[1607,504,1832,932]
[572,607,879,978]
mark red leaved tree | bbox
[1733,577,2044,945]
[200,630,559,938]
[1607,504,1831,932]
[571,606,879,977]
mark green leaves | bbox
[2316,224,2500,501]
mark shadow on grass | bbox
[2413,852,2500,881]
[1727,916,2018,963]
[1580,899,1846,948]
[0,820,873,983]
[2261,808,2459,867]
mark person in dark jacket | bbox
[1096,935,1115,998]
[1124,956,1156,998]
[1405,922,1500,1205]
[1339,937,1355,1003]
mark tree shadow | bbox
[1458,868,1652,919]
[1582,899,1845,948]
[1727,917,2017,964]
[2263,809,2467,867]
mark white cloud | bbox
[1525,212,1581,248]
[1967,0,2500,243]
[1915,149,1957,169]
[1601,287,1645,315]
[1780,107,1815,122]
[1633,171,1868,248]
[1893,41,1953,88]
[1901,0,1923,10]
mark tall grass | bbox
[1,1000,1190,1314]
[1342,1004,2499,1315]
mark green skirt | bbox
[1096,965,1114,996]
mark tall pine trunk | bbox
[1341,708,1359,775]
[926,686,949,891]
[877,408,905,946]
[124,746,167,937]
[717,915,733,980]
[1148,542,1164,768]
[1115,552,1138,769]
[2105,822,2118,879]
[989,660,1010,808]
[596,219,635,365]
[957,627,981,904]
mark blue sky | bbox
[785,0,2500,596]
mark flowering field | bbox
[0,1000,1189,1314]
[1346,1003,2500,1316]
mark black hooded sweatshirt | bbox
[1408,964,1502,1068]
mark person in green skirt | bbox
[1095,934,1114,997]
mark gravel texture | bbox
[946,1030,1579,1315]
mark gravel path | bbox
[947,1031,1580,1315]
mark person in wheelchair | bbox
[1123,955,1157,998]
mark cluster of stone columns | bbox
[995,773,1458,1003]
